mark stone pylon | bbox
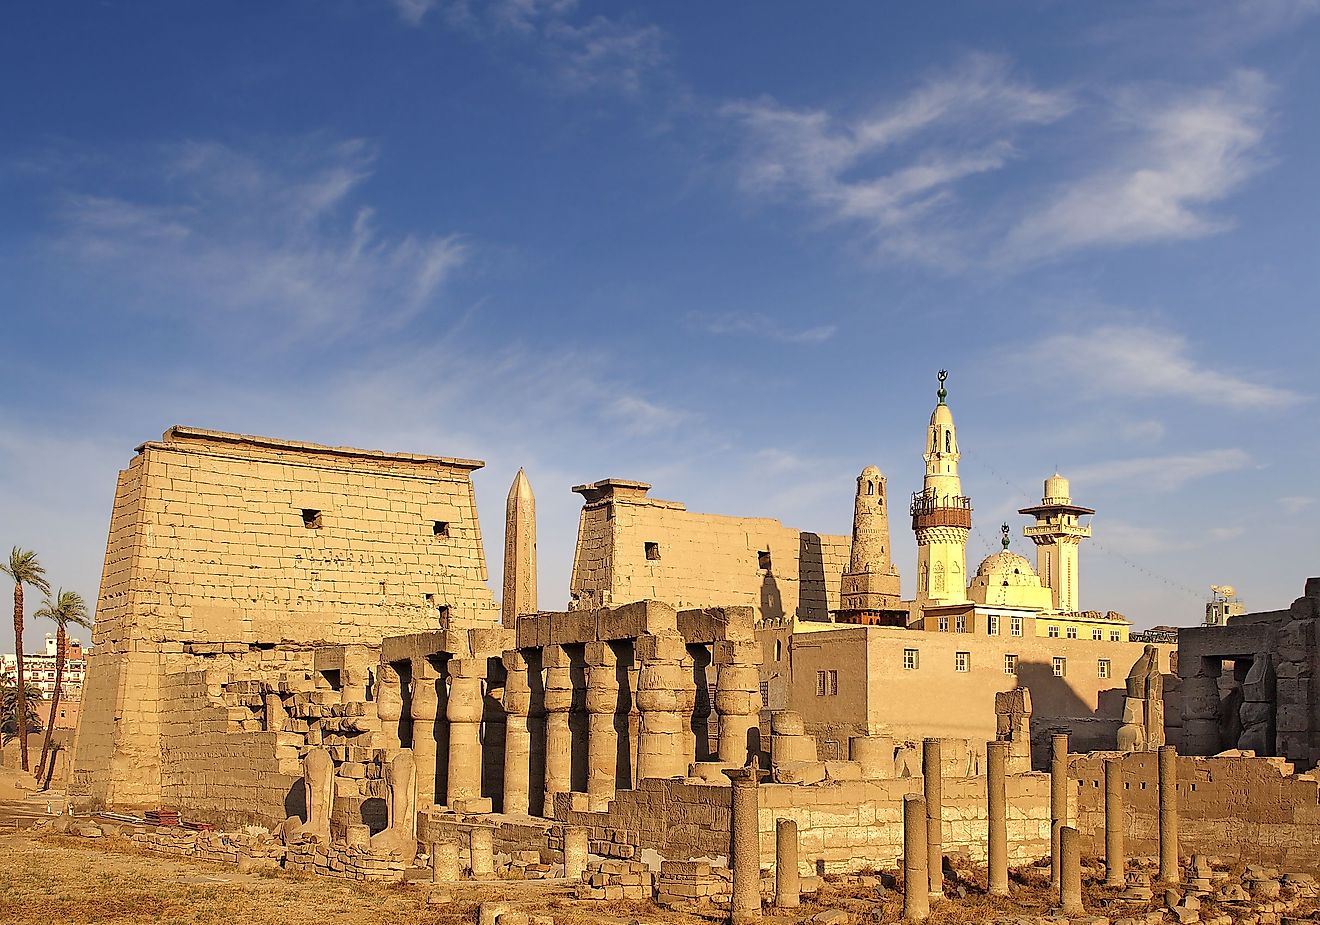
[502,468,537,629]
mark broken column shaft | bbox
[903,793,930,922]
[1104,757,1126,887]
[1050,733,1068,891]
[775,818,800,909]
[922,737,943,898]
[986,739,1009,897]
[1159,745,1180,883]
[725,766,762,925]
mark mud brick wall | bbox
[1072,752,1320,868]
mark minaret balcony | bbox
[910,492,972,530]
[1024,523,1091,539]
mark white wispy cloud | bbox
[1005,71,1271,259]
[1071,448,1253,492]
[391,0,665,96]
[52,139,467,339]
[689,311,836,344]
[723,54,1071,267]
[1279,495,1316,515]
[1029,324,1299,410]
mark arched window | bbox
[774,640,782,661]
[933,561,946,593]
[867,481,874,496]
[944,431,951,453]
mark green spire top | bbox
[1000,522,1011,550]
[937,369,948,404]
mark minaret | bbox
[1019,474,1093,613]
[911,370,971,605]
[840,465,902,618]
[502,468,537,628]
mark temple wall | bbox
[73,426,498,810]
[1071,751,1320,868]
[569,483,848,620]
[556,773,1050,872]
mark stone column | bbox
[715,641,763,766]
[1181,671,1222,756]
[446,658,484,808]
[1104,757,1125,887]
[725,766,762,925]
[469,826,494,879]
[636,633,689,781]
[1158,745,1179,883]
[585,642,621,811]
[775,818,800,909]
[903,793,930,923]
[542,645,573,817]
[1059,825,1083,915]
[502,651,532,816]
[1050,733,1068,891]
[412,662,442,807]
[432,840,460,881]
[373,665,402,751]
[850,735,894,779]
[563,825,588,881]
[986,740,1009,897]
[922,738,943,898]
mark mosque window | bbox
[1110,630,1121,641]
[1098,659,1111,679]
[937,615,949,632]
[987,615,1000,636]
[934,562,946,593]
[954,613,966,632]
[1092,628,1103,641]
[1048,625,1060,638]
[954,651,970,672]
[1053,657,1067,677]
[903,648,919,670]
[774,640,782,661]
[1010,617,1023,637]
[1066,626,1078,639]
[944,431,951,453]
[1004,654,1018,675]
[867,481,874,496]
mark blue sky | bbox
[2,1,1317,647]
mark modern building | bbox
[1,634,88,699]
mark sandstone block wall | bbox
[569,479,848,621]
[556,773,1050,873]
[1071,751,1320,867]
[73,426,499,810]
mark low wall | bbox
[1071,751,1320,868]
[557,772,1051,873]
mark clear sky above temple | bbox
[2,2,1317,642]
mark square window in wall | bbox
[937,615,949,632]
[433,521,450,537]
[645,541,661,561]
[1010,617,1023,637]
[1092,628,1103,640]
[987,615,1000,636]
[1110,630,1121,641]
[759,680,770,703]
[903,648,919,670]
[302,508,322,529]
[955,651,970,672]
[1066,626,1078,639]
[758,549,772,571]
[955,614,967,632]
[1098,659,1111,679]
[815,670,827,696]
[1048,625,1060,638]
[1004,654,1018,675]
[1053,656,1067,677]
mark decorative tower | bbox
[839,465,902,621]
[502,468,537,628]
[911,370,971,605]
[1018,474,1093,613]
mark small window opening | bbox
[645,542,661,561]
[379,580,386,595]
[758,550,772,570]
[436,604,451,622]
[433,521,450,537]
[302,509,322,529]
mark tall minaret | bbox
[1019,474,1093,613]
[840,465,902,616]
[502,468,537,628]
[910,370,971,605]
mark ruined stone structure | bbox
[71,427,499,810]
[1117,644,1166,751]
[1179,577,1320,768]
[837,465,902,624]
[567,478,849,620]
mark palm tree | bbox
[0,678,43,745]
[1,548,50,771]
[34,589,89,787]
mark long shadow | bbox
[481,656,508,810]
[797,532,828,620]
[688,643,713,761]
[1015,660,1115,767]
[526,647,547,816]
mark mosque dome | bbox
[975,550,1037,580]
[859,464,882,478]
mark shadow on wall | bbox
[798,533,828,620]
[284,778,307,823]
[761,571,783,621]
[1015,660,1120,767]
